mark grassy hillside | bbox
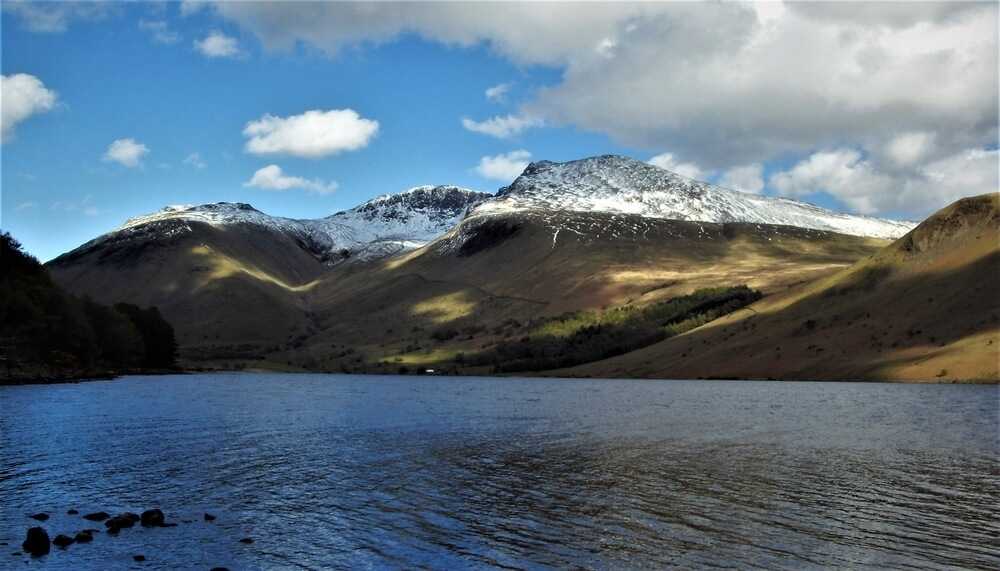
[288,212,887,373]
[46,209,890,374]
[48,219,327,366]
[558,194,1000,382]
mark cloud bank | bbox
[197,1,996,217]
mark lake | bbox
[0,374,997,570]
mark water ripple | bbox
[0,375,997,570]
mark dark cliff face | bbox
[345,186,492,224]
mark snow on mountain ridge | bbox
[115,186,490,263]
[108,155,913,266]
[480,155,914,239]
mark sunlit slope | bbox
[47,220,326,363]
[45,208,893,373]
[294,211,887,371]
[561,194,1000,382]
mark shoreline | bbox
[0,368,185,387]
[1,368,995,387]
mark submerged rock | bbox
[22,527,50,556]
[133,554,146,562]
[74,531,94,543]
[83,512,110,521]
[239,537,254,544]
[52,535,74,549]
[29,513,49,521]
[67,509,79,515]
[203,513,216,522]
[140,509,165,527]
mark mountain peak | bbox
[483,154,914,239]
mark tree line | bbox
[1,232,177,380]
[466,285,762,373]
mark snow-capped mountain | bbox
[100,154,912,267]
[471,155,914,239]
[115,185,490,262]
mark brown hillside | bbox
[48,220,325,363]
[559,194,1000,382]
[47,210,890,372]
[292,212,887,371]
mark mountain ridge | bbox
[480,155,914,239]
[61,154,914,268]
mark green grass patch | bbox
[467,285,762,373]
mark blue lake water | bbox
[0,374,997,570]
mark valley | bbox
[43,156,998,382]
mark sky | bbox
[2,1,997,261]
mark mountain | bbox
[111,185,491,264]
[474,155,914,239]
[47,154,936,376]
[557,193,1000,382]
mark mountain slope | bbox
[288,211,888,373]
[477,155,914,239]
[46,155,924,373]
[557,193,1000,382]
[47,218,327,363]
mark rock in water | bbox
[133,554,146,562]
[204,513,216,522]
[239,537,254,544]
[105,514,138,532]
[140,509,165,527]
[74,531,93,543]
[29,513,49,521]
[21,527,49,556]
[52,535,74,548]
[67,509,79,515]
[83,512,110,521]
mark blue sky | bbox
[2,1,996,261]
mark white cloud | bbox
[102,138,149,168]
[769,147,998,215]
[243,109,379,158]
[485,83,510,103]
[194,31,241,58]
[244,164,337,195]
[183,152,207,169]
[883,131,937,168]
[648,153,704,180]
[2,1,111,33]
[902,148,999,213]
[719,163,765,194]
[139,19,180,44]
[462,114,542,139]
[1,73,58,143]
[595,37,617,59]
[197,3,995,171]
[770,149,892,214]
[15,201,37,211]
[474,150,532,181]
